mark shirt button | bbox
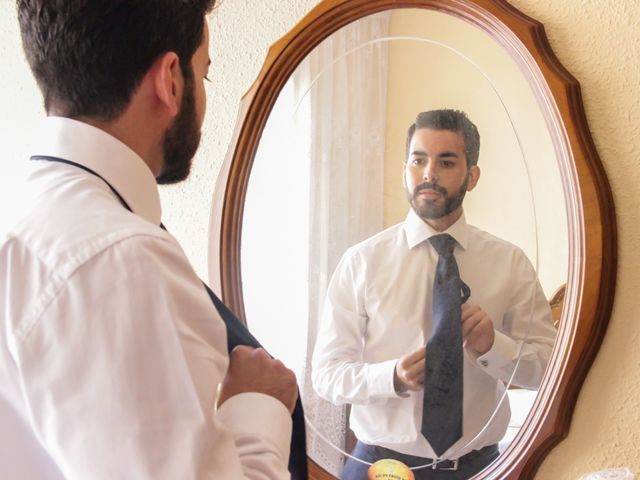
[480,360,489,367]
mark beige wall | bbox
[1,0,639,478]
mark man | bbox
[0,1,303,478]
[312,110,556,479]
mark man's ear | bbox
[151,51,182,118]
[466,165,481,191]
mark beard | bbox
[156,76,201,185]
[406,175,469,220]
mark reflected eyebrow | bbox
[410,150,460,158]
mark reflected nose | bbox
[423,159,437,182]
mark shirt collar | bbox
[403,208,469,251]
[30,116,162,225]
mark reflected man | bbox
[312,110,557,479]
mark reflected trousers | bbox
[340,441,499,480]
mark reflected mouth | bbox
[417,188,442,197]
[414,182,447,200]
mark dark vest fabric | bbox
[203,285,308,480]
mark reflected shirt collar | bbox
[31,116,162,225]
[403,208,469,251]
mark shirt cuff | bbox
[366,358,408,398]
[474,330,518,373]
[217,392,293,460]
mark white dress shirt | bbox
[0,117,292,479]
[312,208,556,460]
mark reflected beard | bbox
[407,176,469,220]
[157,76,201,185]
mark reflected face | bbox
[404,128,479,227]
[157,22,211,185]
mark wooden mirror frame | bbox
[208,0,617,478]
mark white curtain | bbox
[298,12,391,475]
[240,11,391,475]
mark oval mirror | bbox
[208,1,616,479]
[239,7,561,475]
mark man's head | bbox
[403,110,481,230]
[17,0,216,183]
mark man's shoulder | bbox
[464,224,536,274]
[4,188,171,278]
[1,193,180,345]
[466,224,525,254]
[344,222,405,258]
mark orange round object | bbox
[367,459,415,480]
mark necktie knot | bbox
[429,233,456,257]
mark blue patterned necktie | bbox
[421,233,470,457]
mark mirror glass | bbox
[239,8,566,477]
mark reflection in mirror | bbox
[240,8,565,478]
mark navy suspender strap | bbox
[30,155,309,480]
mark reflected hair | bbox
[405,109,480,167]
[16,0,216,121]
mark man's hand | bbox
[394,346,426,393]
[461,303,495,355]
[217,345,298,414]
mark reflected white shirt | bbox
[312,209,556,459]
[0,117,292,479]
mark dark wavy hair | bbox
[17,0,216,121]
[405,109,480,167]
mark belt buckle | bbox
[432,458,459,471]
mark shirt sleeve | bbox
[474,247,557,389]
[311,249,401,405]
[11,233,292,479]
